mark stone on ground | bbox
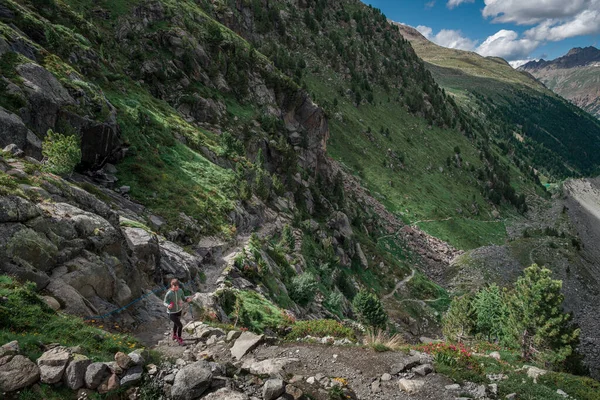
[203,388,249,400]
[37,346,70,383]
[115,351,133,370]
[0,355,40,392]
[120,365,143,387]
[230,331,264,360]
[398,378,425,393]
[171,361,213,400]
[413,363,434,376]
[63,354,91,390]
[85,362,109,390]
[263,378,285,400]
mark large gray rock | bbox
[0,196,40,223]
[0,261,50,289]
[0,354,40,392]
[128,349,145,366]
[120,365,143,387]
[63,354,91,390]
[189,293,229,323]
[114,351,133,370]
[16,63,74,136]
[242,357,299,376]
[230,332,264,360]
[0,108,42,158]
[327,211,353,239]
[0,341,19,357]
[37,346,70,384]
[398,378,425,393]
[202,388,249,400]
[85,362,109,389]
[262,378,285,400]
[46,278,95,316]
[5,227,58,272]
[123,226,160,274]
[184,321,225,340]
[171,361,213,400]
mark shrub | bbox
[352,290,387,329]
[287,319,355,340]
[289,272,318,306]
[42,129,81,176]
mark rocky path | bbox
[383,269,415,300]
[148,323,499,400]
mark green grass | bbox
[0,276,143,362]
[303,72,515,250]
[286,319,355,340]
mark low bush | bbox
[363,328,404,352]
[286,319,355,340]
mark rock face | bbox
[171,361,213,400]
[0,107,41,158]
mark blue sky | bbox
[362,0,600,67]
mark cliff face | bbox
[519,47,600,119]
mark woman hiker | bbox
[163,278,192,345]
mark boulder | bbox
[327,211,353,239]
[230,331,264,360]
[42,296,61,311]
[226,330,242,342]
[0,260,50,290]
[128,349,145,366]
[242,357,299,376]
[0,341,19,357]
[123,226,160,274]
[0,108,42,158]
[85,362,109,389]
[0,196,40,223]
[413,364,434,376]
[63,353,91,390]
[120,365,143,387]
[37,346,70,384]
[202,388,249,400]
[114,351,133,370]
[184,321,225,340]
[98,373,120,394]
[263,378,285,400]
[171,361,213,400]
[0,354,40,392]
[526,366,547,383]
[5,227,58,272]
[398,378,425,393]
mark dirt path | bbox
[383,269,415,300]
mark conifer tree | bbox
[507,264,580,365]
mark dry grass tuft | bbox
[363,328,405,352]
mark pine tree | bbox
[352,290,387,329]
[442,294,474,343]
[507,264,580,365]
[472,284,506,342]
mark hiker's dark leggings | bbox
[170,311,183,337]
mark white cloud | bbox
[425,1,436,10]
[524,9,600,41]
[416,25,433,38]
[482,0,597,25]
[476,30,540,60]
[447,0,474,9]
[416,25,478,51]
[509,59,537,68]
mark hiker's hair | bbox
[170,278,179,287]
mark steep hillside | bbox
[195,0,548,250]
[1,0,600,397]
[520,47,600,119]
[0,0,457,355]
[397,25,600,180]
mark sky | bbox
[362,0,600,67]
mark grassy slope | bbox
[400,25,600,179]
